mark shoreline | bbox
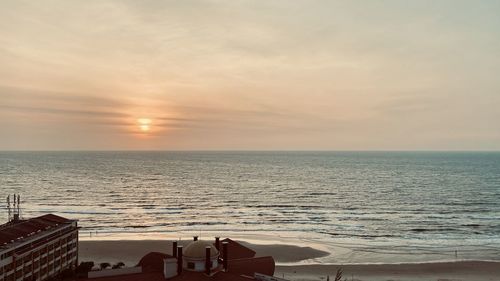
[78,230,500,264]
[79,240,500,281]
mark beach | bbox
[79,240,500,281]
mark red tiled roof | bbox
[0,214,73,247]
[170,270,255,281]
[228,256,275,276]
[84,272,165,281]
[85,271,255,281]
[216,238,256,259]
[137,252,174,273]
[210,272,256,281]
[37,214,71,224]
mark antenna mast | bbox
[7,194,22,222]
[17,195,21,219]
[6,195,11,222]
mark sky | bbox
[1,0,499,150]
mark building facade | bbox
[0,214,78,281]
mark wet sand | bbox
[79,240,500,281]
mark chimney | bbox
[172,241,177,258]
[222,241,228,272]
[177,246,183,275]
[205,246,211,275]
[215,237,220,251]
[193,236,198,241]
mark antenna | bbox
[8,194,22,222]
[6,195,11,222]
[17,195,20,218]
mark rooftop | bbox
[0,214,75,249]
[85,238,275,281]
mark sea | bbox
[1,151,499,264]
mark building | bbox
[0,214,79,281]
[85,236,278,281]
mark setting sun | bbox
[137,118,152,132]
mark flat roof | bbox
[0,214,75,249]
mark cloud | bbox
[0,104,128,119]
[1,0,500,150]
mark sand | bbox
[276,261,500,281]
[79,240,500,281]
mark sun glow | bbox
[137,118,152,132]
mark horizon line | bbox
[1,149,500,153]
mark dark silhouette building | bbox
[0,214,79,281]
